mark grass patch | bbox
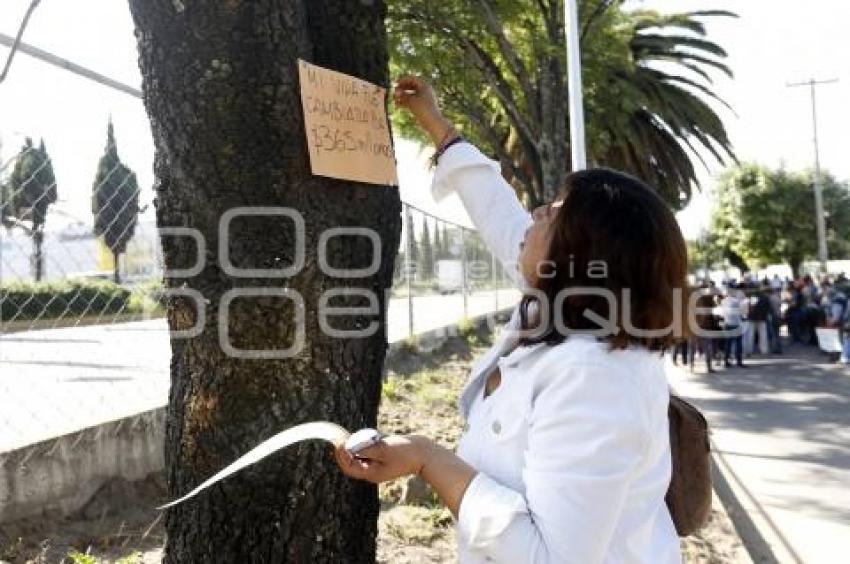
[382,506,454,543]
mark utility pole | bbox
[564,0,587,171]
[0,31,142,98]
[787,78,838,274]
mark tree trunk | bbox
[537,5,569,202]
[31,228,43,282]
[790,256,802,279]
[129,2,400,562]
[112,250,120,284]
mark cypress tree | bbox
[420,219,434,280]
[91,119,140,283]
[6,137,57,280]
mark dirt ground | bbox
[1,324,751,563]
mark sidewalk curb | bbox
[710,448,778,563]
[710,443,803,564]
[669,362,803,564]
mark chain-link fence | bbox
[396,201,515,338]
[0,134,519,441]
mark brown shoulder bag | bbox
[665,394,712,536]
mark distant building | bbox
[0,220,161,284]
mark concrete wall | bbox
[0,408,165,524]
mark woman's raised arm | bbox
[431,144,531,288]
[394,76,532,288]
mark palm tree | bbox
[388,1,736,209]
[599,10,737,209]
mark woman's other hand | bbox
[333,434,432,484]
[393,76,454,147]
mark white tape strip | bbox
[159,421,350,510]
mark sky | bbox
[1,0,849,240]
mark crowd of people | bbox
[674,273,850,372]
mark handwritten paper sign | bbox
[298,59,398,186]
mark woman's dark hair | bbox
[519,168,689,351]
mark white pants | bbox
[747,321,769,355]
[741,321,752,354]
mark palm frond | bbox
[597,9,736,207]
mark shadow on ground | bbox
[681,342,850,526]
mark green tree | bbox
[419,219,434,279]
[433,219,443,260]
[687,231,723,278]
[388,0,735,208]
[91,120,140,283]
[405,208,419,276]
[130,1,400,560]
[394,249,406,283]
[712,163,850,277]
[4,137,57,281]
[0,180,11,228]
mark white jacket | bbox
[432,143,681,564]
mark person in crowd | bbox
[690,288,719,373]
[786,283,806,343]
[748,285,771,355]
[802,275,819,307]
[711,286,726,363]
[721,283,746,367]
[672,337,689,367]
[740,285,754,357]
[788,277,824,345]
[768,287,784,354]
[824,279,848,333]
[825,276,850,364]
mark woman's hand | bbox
[334,433,478,519]
[333,434,432,484]
[393,76,454,147]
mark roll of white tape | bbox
[159,421,381,510]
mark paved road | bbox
[0,289,519,452]
[668,345,850,563]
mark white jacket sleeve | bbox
[431,143,533,288]
[456,361,650,563]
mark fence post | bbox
[460,227,468,318]
[492,249,498,313]
[404,203,414,338]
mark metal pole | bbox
[0,32,142,98]
[460,228,468,318]
[404,204,414,337]
[787,77,837,274]
[564,0,587,171]
[492,249,498,313]
[810,81,828,273]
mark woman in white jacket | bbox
[334,77,685,564]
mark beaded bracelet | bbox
[431,134,465,167]
[435,125,458,151]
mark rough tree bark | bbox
[537,0,569,203]
[112,250,120,284]
[129,1,401,562]
[31,228,44,281]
